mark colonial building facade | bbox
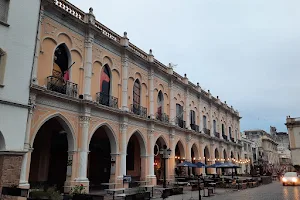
[286,117,300,167]
[0,0,40,187]
[19,0,243,192]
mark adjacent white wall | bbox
[0,0,40,151]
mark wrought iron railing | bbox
[96,92,118,108]
[130,104,147,118]
[203,128,210,135]
[155,112,169,123]
[46,76,78,98]
[176,117,186,128]
[222,134,228,140]
[214,132,220,138]
[190,124,199,132]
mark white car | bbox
[282,172,299,186]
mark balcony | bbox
[203,128,210,135]
[46,76,78,98]
[238,140,242,145]
[96,92,118,108]
[130,104,147,118]
[214,132,220,138]
[222,134,228,140]
[176,117,186,129]
[156,112,169,123]
[190,124,199,132]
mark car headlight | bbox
[282,178,287,182]
[292,178,297,182]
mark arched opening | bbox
[222,149,228,175]
[191,144,199,175]
[132,79,141,115]
[203,115,207,129]
[154,137,166,184]
[231,151,234,159]
[126,132,146,184]
[53,43,71,80]
[215,149,220,174]
[213,120,217,134]
[99,65,112,106]
[29,117,73,192]
[229,127,232,139]
[88,125,117,191]
[175,141,185,176]
[204,146,210,174]
[0,131,5,150]
[157,91,164,114]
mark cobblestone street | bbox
[157,182,300,200]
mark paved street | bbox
[156,182,300,200]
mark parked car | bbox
[282,172,299,186]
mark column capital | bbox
[120,123,128,131]
[79,116,91,123]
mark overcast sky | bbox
[70,0,300,132]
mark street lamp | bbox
[160,145,171,188]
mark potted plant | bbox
[71,184,93,200]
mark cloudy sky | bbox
[70,0,300,132]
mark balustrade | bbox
[46,76,78,98]
[96,92,118,108]
[130,104,147,118]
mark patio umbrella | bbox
[217,162,241,178]
[177,161,197,168]
[195,162,206,168]
[206,162,223,168]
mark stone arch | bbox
[154,134,169,147]
[57,32,73,48]
[223,149,228,161]
[127,130,147,156]
[135,72,142,81]
[174,139,185,158]
[230,151,234,159]
[0,131,6,150]
[52,43,72,80]
[31,113,76,151]
[158,84,164,92]
[215,148,220,159]
[191,143,200,160]
[41,37,57,52]
[89,123,118,154]
[70,49,83,66]
[103,56,113,67]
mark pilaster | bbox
[121,33,129,111]
[185,89,190,130]
[149,68,154,119]
[147,127,156,185]
[169,80,175,125]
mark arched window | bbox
[53,44,70,81]
[213,120,217,134]
[157,91,164,115]
[133,79,141,105]
[203,115,207,129]
[222,124,225,135]
[229,127,232,138]
[132,79,141,114]
[100,65,111,95]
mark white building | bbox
[286,117,300,167]
[240,132,254,174]
[244,130,279,169]
[0,0,40,185]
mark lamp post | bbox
[160,145,171,188]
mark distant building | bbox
[240,132,254,174]
[244,130,279,169]
[274,131,292,170]
[285,117,300,167]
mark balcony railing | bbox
[238,140,242,144]
[96,92,118,108]
[190,124,199,132]
[222,134,228,140]
[46,76,78,98]
[214,132,220,138]
[230,137,235,142]
[130,104,147,118]
[176,117,186,129]
[203,128,210,135]
[156,112,169,123]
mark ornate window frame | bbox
[0,48,7,87]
